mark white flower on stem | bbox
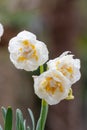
[0,23,4,38]
[47,51,81,84]
[33,69,71,105]
[8,30,49,71]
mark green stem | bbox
[40,65,44,74]
[36,99,48,130]
[41,99,48,130]
[36,65,49,130]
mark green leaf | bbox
[5,107,12,130]
[36,118,41,130]
[16,109,24,130]
[1,107,7,121]
[28,109,35,130]
[0,125,3,130]
[23,120,26,130]
[27,126,31,130]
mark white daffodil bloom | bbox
[47,51,81,84]
[8,30,49,71]
[33,69,71,105]
[0,23,4,38]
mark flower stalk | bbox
[36,65,48,130]
[36,99,48,130]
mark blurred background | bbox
[0,0,86,130]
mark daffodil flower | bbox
[8,30,49,71]
[47,51,81,84]
[0,23,4,38]
[33,69,71,105]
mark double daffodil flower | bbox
[8,31,81,105]
[8,31,49,71]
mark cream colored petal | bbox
[33,69,71,105]
[17,30,36,40]
[35,40,49,65]
[47,51,81,84]
[8,30,49,71]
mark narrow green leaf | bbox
[0,125,3,130]
[36,118,41,130]
[23,120,26,130]
[27,126,31,130]
[5,107,12,130]
[16,109,24,130]
[1,107,7,121]
[28,109,35,130]
[16,109,19,130]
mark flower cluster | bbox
[8,30,81,105]
[33,51,81,105]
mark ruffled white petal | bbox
[33,69,71,105]
[35,40,49,65]
[17,30,36,40]
[8,30,49,71]
[47,51,81,84]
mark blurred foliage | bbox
[0,9,41,29]
[76,32,87,123]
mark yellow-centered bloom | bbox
[33,69,71,105]
[47,51,81,84]
[8,30,49,71]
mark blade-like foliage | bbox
[16,109,24,130]
[5,107,13,130]
[0,125,3,130]
[27,126,31,130]
[23,120,26,130]
[1,107,34,130]
[1,107,7,122]
[28,109,35,130]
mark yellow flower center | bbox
[18,40,38,62]
[18,56,28,61]
[60,66,73,76]
[42,77,64,94]
[23,40,29,46]
[56,61,73,76]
